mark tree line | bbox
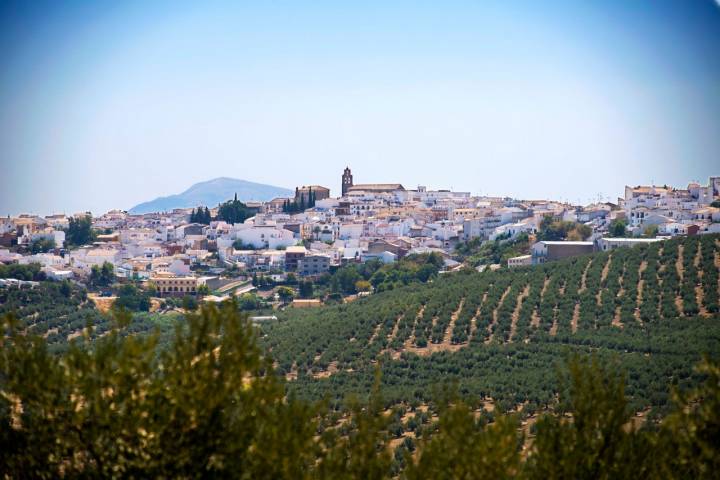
[190,193,253,225]
[189,206,212,224]
[283,187,318,213]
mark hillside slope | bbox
[0,281,178,352]
[129,177,293,214]
[261,234,720,411]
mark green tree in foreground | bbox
[404,400,520,479]
[315,373,392,480]
[526,356,651,478]
[1,304,719,478]
[657,358,720,478]
[0,303,320,478]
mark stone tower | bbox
[341,167,353,196]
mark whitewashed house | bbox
[233,224,296,249]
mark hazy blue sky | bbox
[1,0,719,215]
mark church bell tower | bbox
[341,167,353,196]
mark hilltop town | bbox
[2,169,719,308]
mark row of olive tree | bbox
[1,301,718,478]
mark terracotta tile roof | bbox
[347,183,405,192]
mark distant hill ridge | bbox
[129,177,293,214]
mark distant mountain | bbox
[129,177,293,214]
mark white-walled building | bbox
[507,254,532,268]
[69,247,122,272]
[595,237,664,252]
[338,223,364,240]
[233,224,296,249]
[19,253,68,268]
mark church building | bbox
[341,167,405,196]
